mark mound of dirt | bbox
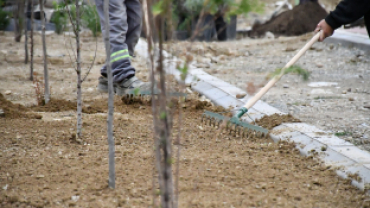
[0,93,42,119]
[31,99,104,114]
[251,2,328,37]
[255,113,301,130]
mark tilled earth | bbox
[1,97,370,207]
[169,33,370,151]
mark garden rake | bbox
[202,32,321,138]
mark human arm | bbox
[315,0,370,41]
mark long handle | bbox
[244,32,320,109]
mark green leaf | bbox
[152,0,164,16]
[133,88,140,96]
[267,65,310,81]
[160,112,167,119]
[178,64,188,81]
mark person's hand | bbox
[314,19,334,42]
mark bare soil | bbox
[1,96,370,208]
[1,31,370,207]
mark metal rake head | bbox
[202,110,269,138]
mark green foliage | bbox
[160,112,167,119]
[81,4,101,37]
[268,65,310,81]
[335,132,352,137]
[178,63,188,81]
[133,88,140,96]
[153,0,165,16]
[0,0,10,30]
[183,0,262,17]
[51,2,68,34]
[52,1,100,37]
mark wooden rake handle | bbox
[244,32,321,110]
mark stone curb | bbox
[135,39,370,190]
[326,29,370,52]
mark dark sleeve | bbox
[325,0,370,30]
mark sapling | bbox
[24,0,29,64]
[103,0,116,189]
[147,0,176,206]
[39,0,50,104]
[142,0,158,204]
[30,0,34,81]
[64,0,97,140]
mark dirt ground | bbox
[1,29,370,207]
[1,97,370,207]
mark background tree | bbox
[39,0,50,104]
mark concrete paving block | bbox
[319,148,356,167]
[270,131,312,144]
[286,132,314,146]
[304,131,333,138]
[216,86,247,98]
[312,135,353,146]
[283,123,326,133]
[206,80,235,88]
[189,68,208,76]
[297,139,327,157]
[193,73,219,82]
[201,88,229,102]
[191,81,214,93]
[330,146,370,164]
[250,100,284,115]
[270,125,295,137]
[241,112,265,123]
[363,164,370,170]
[326,30,370,52]
[184,75,195,86]
[335,164,370,190]
[213,95,244,109]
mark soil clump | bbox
[31,98,104,114]
[251,2,328,37]
[256,113,301,130]
[0,93,42,119]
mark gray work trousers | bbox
[95,0,142,82]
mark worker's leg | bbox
[125,0,142,56]
[94,0,135,83]
[95,0,151,95]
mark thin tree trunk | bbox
[24,0,28,64]
[143,0,159,205]
[75,0,83,139]
[39,0,50,104]
[14,0,25,42]
[158,17,174,208]
[143,0,156,205]
[30,0,34,81]
[103,0,115,189]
